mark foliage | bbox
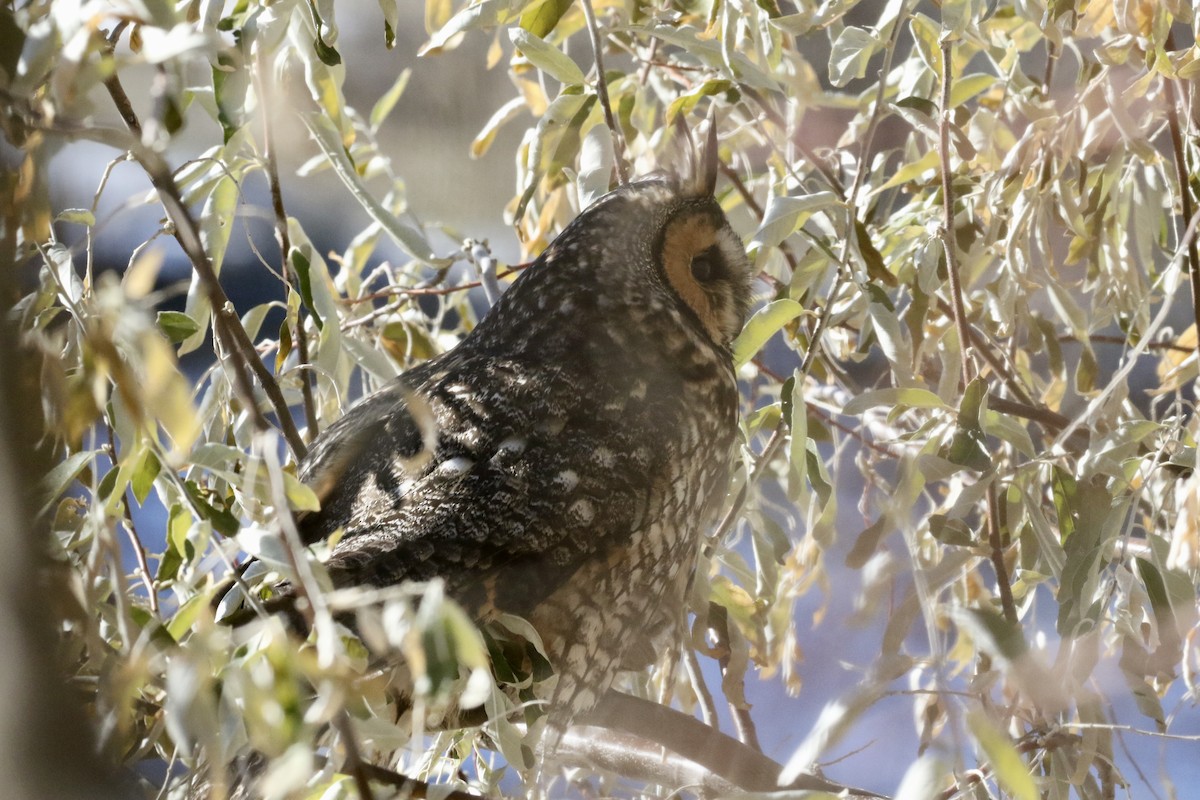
[3,0,1200,798]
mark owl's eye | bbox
[689,246,723,283]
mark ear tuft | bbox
[702,111,719,196]
[664,111,721,197]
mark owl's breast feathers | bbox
[270,180,750,728]
[297,317,737,623]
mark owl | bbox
[267,166,752,730]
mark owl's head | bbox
[544,177,754,351]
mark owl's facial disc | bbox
[659,209,750,346]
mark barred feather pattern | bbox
[290,179,751,729]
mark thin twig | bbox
[938,38,974,386]
[255,49,318,438]
[578,691,884,797]
[739,86,844,199]
[104,428,159,614]
[938,37,1017,631]
[345,263,529,304]
[682,647,719,729]
[987,396,1070,434]
[1062,721,1200,742]
[580,0,628,184]
[1040,39,1058,99]
[258,434,332,640]
[1070,333,1195,353]
[707,425,785,554]
[802,0,911,377]
[706,603,761,752]
[102,73,142,136]
[1163,31,1200,366]
[935,298,1034,407]
[332,711,377,800]
[637,37,660,86]
[985,480,1018,625]
[100,73,308,459]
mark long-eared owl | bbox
[283,170,752,726]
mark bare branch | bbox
[99,72,308,459]
[938,38,975,387]
[706,602,762,752]
[332,712,377,800]
[1164,31,1200,366]
[578,691,886,798]
[255,48,318,439]
[580,0,628,185]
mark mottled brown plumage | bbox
[282,176,752,726]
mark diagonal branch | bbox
[937,38,974,386]
[1163,32,1200,366]
[100,71,308,459]
[578,690,886,797]
[580,0,629,185]
[255,49,318,439]
[938,38,1015,627]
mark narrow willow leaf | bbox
[896,756,949,800]
[509,28,584,85]
[471,95,525,158]
[420,0,517,55]
[180,175,237,355]
[37,450,92,507]
[54,208,95,226]
[843,387,947,416]
[950,73,997,107]
[750,192,839,250]
[576,123,614,208]
[131,447,160,505]
[283,472,321,512]
[376,0,399,48]
[303,113,444,265]
[778,683,885,784]
[519,0,573,37]
[732,299,804,368]
[644,24,780,90]
[665,78,735,123]
[369,67,411,130]
[981,407,1035,458]
[142,332,202,454]
[289,247,321,329]
[1120,636,1167,727]
[967,711,1039,800]
[845,515,891,568]
[928,514,974,547]
[166,593,211,641]
[956,607,1029,665]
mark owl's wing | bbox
[296,356,680,620]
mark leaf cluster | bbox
[4,0,1200,798]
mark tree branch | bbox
[937,38,974,386]
[255,49,318,439]
[1163,31,1200,366]
[577,691,886,797]
[706,602,762,752]
[100,72,308,459]
[332,711,377,800]
[580,0,628,185]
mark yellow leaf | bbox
[967,711,1039,800]
[123,249,164,300]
